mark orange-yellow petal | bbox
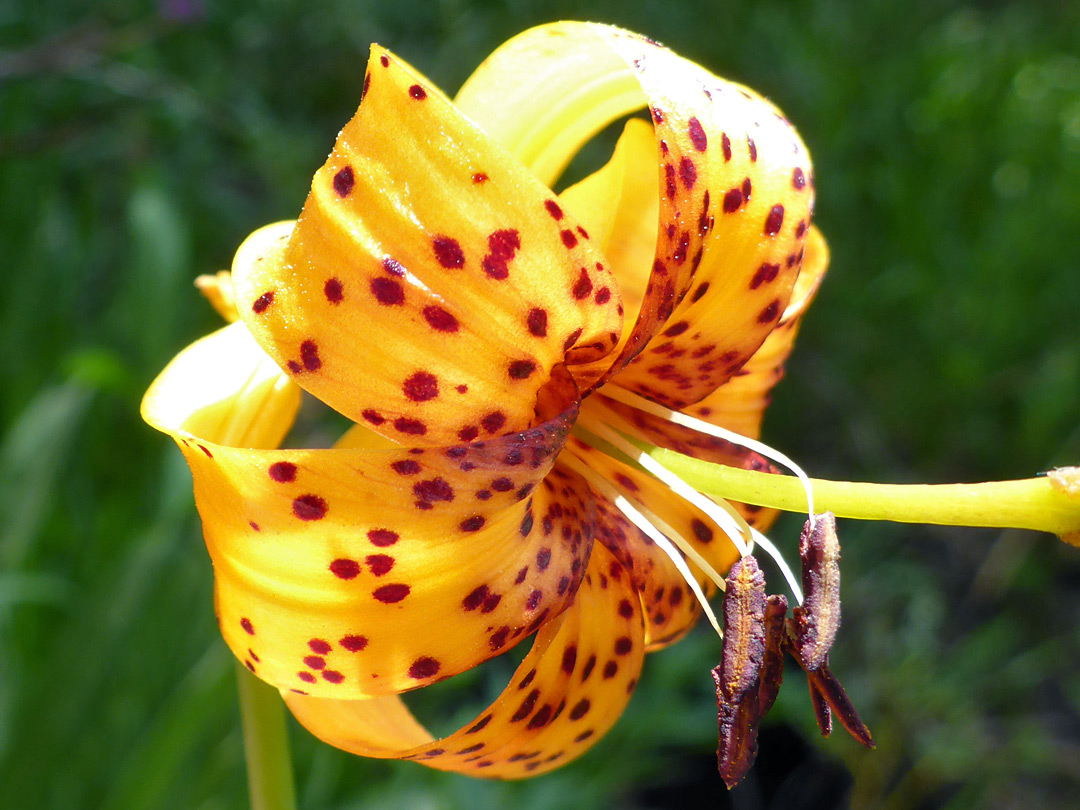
[284,541,645,778]
[454,23,817,405]
[232,46,622,447]
[686,225,829,438]
[140,321,300,449]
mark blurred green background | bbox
[3,0,1079,808]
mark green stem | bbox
[648,448,1080,539]
[235,661,298,810]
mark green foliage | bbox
[2,1,1078,808]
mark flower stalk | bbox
[235,661,297,810]
[650,447,1080,541]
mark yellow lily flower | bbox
[141,21,827,779]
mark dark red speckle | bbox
[422,306,459,332]
[764,205,785,236]
[527,308,548,337]
[409,84,427,100]
[688,117,707,151]
[373,584,410,603]
[365,554,394,576]
[293,494,328,521]
[370,277,404,306]
[269,461,296,482]
[368,529,399,546]
[409,656,441,679]
[323,277,344,303]
[340,635,368,652]
[252,292,274,313]
[330,558,361,579]
[240,618,255,635]
[792,167,806,189]
[402,371,438,402]
[508,360,536,380]
[433,236,465,268]
[679,156,697,189]
[333,166,354,197]
[544,200,564,220]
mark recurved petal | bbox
[146,330,592,698]
[140,320,300,450]
[455,22,817,404]
[284,541,645,778]
[233,45,622,446]
[685,226,828,439]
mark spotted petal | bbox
[457,22,817,405]
[232,45,623,447]
[285,541,645,778]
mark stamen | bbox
[749,527,803,604]
[577,413,752,558]
[599,386,817,526]
[560,452,724,637]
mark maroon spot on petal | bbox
[402,371,438,402]
[594,286,611,305]
[508,360,536,380]
[574,729,595,743]
[491,477,514,493]
[518,669,536,690]
[303,655,326,670]
[308,638,332,654]
[614,636,633,655]
[536,548,551,571]
[571,268,593,300]
[602,661,618,679]
[240,618,255,635]
[664,163,677,198]
[526,589,542,610]
[252,291,274,313]
[721,132,732,161]
[340,635,368,652]
[669,587,684,607]
[750,262,781,289]
[650,106,664,124]
[520,511,534,537]
[482,254,508,279]
[322,670,344,683]
[562,327,583,351]
[413,478,454,503]
[757,299,781,323]
[361,71,371,101]
[323,277,343,303]
[764,204,785,236]
[382,257,405,277]
[455,384,468,394]
[462,584,489,611]
[292,494,327,521]
[393,417,426,435]
[458,425,479,442]
[408,656,440,679]
[480,411,506,434]
[488,626,511,650]
[300,341,321,372]
[362,409,385,425]
[472,172,488,183]
[691,282,710,302]
[679,156,697,189]
[569,698,591,720]
[560,229,578,249]
[792,166,806,189]
[467,715,493,734]
[433,236,465,268]
[379,54,389,67]
[269,461,297,482]
[391,459,421,476]
[581,654,597,682]
[688,117,707,151]
[368,528,399,547]
[408,84,427,100]
[515,566,528,584]
[723,188,743,212]
[298,671,316,683]
[796,219,807,238]
[527,704,553,730]
[742,177,752,201]
[561,644,577,675]
[332,166,354,197]
[329,558,361,579]
[370,277,404,305]
[249,521,260,532]
[747,136,758,162]
[373,584,410,603]
[460,515,485,532]
[365,554,394,576]
[544,200,564,220]
[526,308,548,337]
[511,689,540,721]
[488,228,520,260]
[691,518,714,543]
[663,321,689,337]
[482,592,502,613]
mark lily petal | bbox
[284,541,645,778]
[232,45,622,446]
[456,22,816,406]
[686,225,829,438]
